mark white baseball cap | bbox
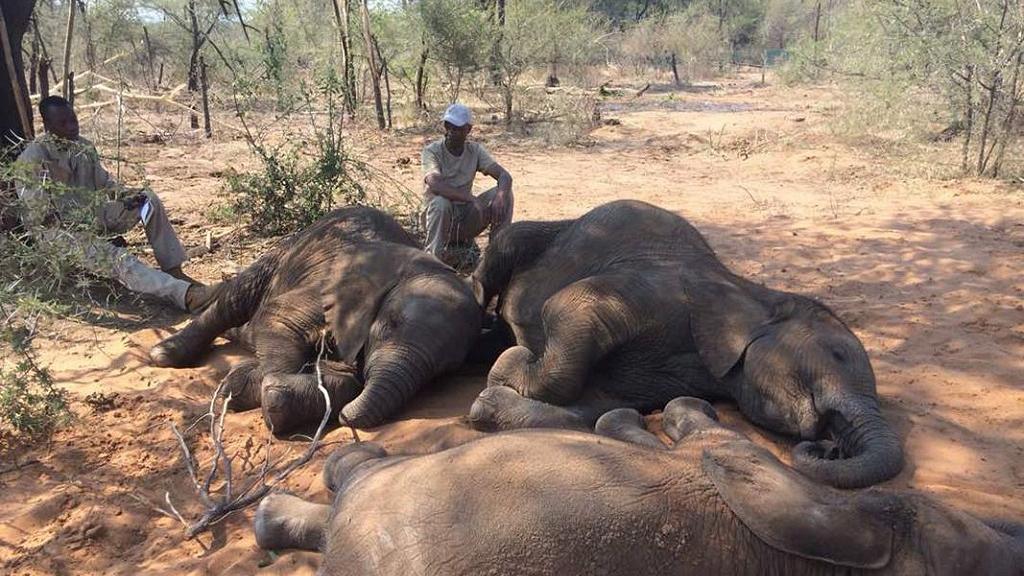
[442,103,473,127]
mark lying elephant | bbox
[468,199,902,489]
[150,206,480,432]
[254,398,1024,575]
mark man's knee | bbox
[425,194,453,216]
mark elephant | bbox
[252,397,1024,575]
[149,206,481,432]
[467,199,902,489]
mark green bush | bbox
[227,72,372,237]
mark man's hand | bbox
[475,195,492,223]
[489,192,506,224]
[121,191,148,211]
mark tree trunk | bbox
[82,3,96,72]
[374,39,392,129]
[546,61,560,88]
[992,51,1024,176]
[143,26,157,91]
[38,57,49,98]
[670,52,680,87]
[188,0,200,130]
[330,0,356,115]
[200,55,212,138]
[27,19,36,95]
[414,42,428,110]
[359,0,385,130]
[61,0,75,100]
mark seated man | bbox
[421,103,513,263]
[14,96,217,312]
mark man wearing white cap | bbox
[421,103,514,261]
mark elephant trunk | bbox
[340,344,433,429]
[792,394,904,489]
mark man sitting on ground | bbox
[14,96,217,312]
[421,103,514,264]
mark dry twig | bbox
[160,331,335,539]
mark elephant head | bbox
[326,246,481,429]
[689,277,903,489]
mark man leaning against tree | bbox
[421,103,514,262]
[14,96,219,313]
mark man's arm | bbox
[482,162,513,222]
[13,145,57,227]
[424,171,474,202]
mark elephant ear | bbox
[688,279,773,378]
[703,440,895,569]
[324,246,404,364]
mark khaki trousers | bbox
[43,190,190,309]
[422,187,513,258]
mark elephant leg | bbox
[488,275,643,405]
[594,408,666,450]
[222,358,264,412]
[254,492,331,552]
[468,386,593,431]
[261,360,362,435]
[471,219,573,310]
[150,250,281,367]
[661,397,725,447]
[321,442,389,493]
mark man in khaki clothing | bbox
[15,96,216,312]
[421,103,514,261]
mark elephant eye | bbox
[831,349,847,363]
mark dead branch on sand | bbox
[144,331,337,539]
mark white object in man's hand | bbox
[139,199,153,226]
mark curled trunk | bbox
[340,344,433,429]
[792,395,904,489]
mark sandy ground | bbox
[2,72,1023,575]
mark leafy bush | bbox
[227,72,372,237]
[0,167,75,442]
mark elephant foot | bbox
[254,492,331,551]
[661,397,720,443]
[261,369,362,435]
[149,334,199,368]
[322,442,388,492]
[262,374,330,435]
[595,408,666,450]
[222,360,263,412]
[486,345,537,395]
[468,386,588,432]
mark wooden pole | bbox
[0,1,33,138]
[61,0,76,100]
[359,0,385,130]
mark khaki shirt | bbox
[421,138,497,201]
[14,134,118,228]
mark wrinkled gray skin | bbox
[468,199,902,489]
[150,206,480,432]
[253,397,1024,576]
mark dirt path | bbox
[2,73,1022,575]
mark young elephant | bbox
[150,206,481,432]
[254,398,1024,575]
[468,199,902,489]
